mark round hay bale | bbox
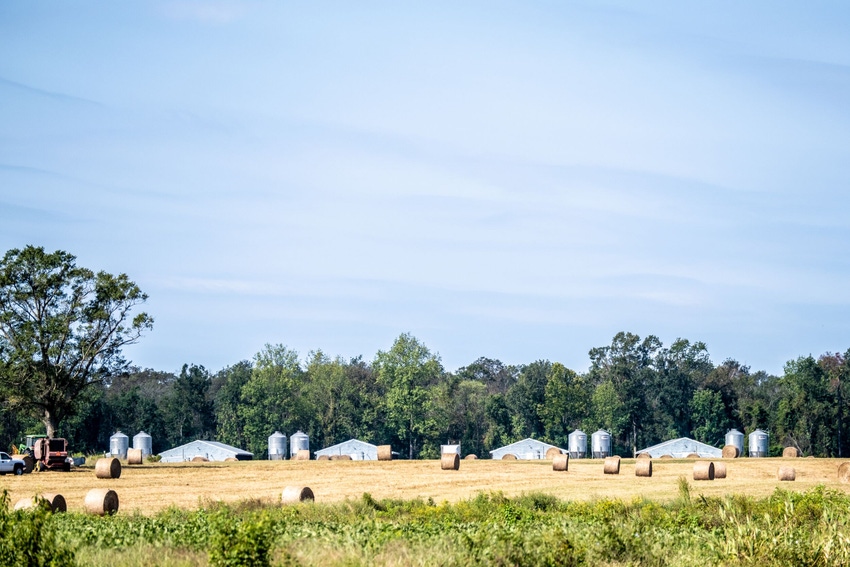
[224,457,238,462]
[635,459,652,477]
[693,461,715,481]
[191,456,208,462]
[714,462,727,479]
[464,454,478,460]
[282,486,314,504]
[22,455,35,474]
[330,454,352,461]
[552,453,569,472]
[838,462,850,483]
[545,447,562,459]
[501,453,517,460]
[317,455,330,461]
[722,445,740,459]
[636,452,651,459]
[293,449,310,461]
[127,448,143,465]
[603,456,620,475]
[85,488,119,515]
[95,457,121,479]
[660,454,673,459]
[14,493,66,513]
[377,445,392,461]
[441,453,460,471]
[686,453,700,459]
[782,447,800,458]
[778,466,796,481]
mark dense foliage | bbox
[5,486,850,566]
[3,329,850,459]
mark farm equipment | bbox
[22,435,71,472]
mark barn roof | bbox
[158,439,253,461]
[636,437,722,458]
[489,438,563,455]
[314,438,377,454]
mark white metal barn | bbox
[158,440,253,462]
[314,439,379,461]
[489,438,565,460]
[636,437,722,459]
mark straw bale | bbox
[634,459,652,477]
[14,493,66,513]
[377,445,392,461]
[317,455,330,461]
[293,449,310,461]
[693,461,714,481]
[127,448,143,465]
[191,456,208,462]
[636,453,651,459]
[714,462,727,479]
[782,447,800,458]
[225,457,238,462]
[660,454,673,459]
[95,457,121,479]
[722,445,740,459]
[441,453,460,470]
[501,453,517,460]
[552,454,569,472]
[464,454,478,460]
[546,447,562,459]
[282,486,314,504]
[838,462,850,483]
[686,453,700,459]
[85,488,119,515]
[330,455,352,461]
[778,466,796,481]
[603,456,620,475]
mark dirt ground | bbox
[2,456,849,515]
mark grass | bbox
[1,456,848,515]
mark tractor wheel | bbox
[14,464,23,475]
[63,461,71,472]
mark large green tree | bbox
[373,333,443,459]
[0,246,152,438]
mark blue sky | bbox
[2,1,849,375]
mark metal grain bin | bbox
[289,430,309,458]
[725,428,744,457]
[568,429,588,459]
[268,431,287,460]
[110,431,129,459]
[748,429,769,457]
[591,429,612,458]
[132,431,153,458]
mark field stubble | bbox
[1,457,848,515]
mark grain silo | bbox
[748,429,769,457]
[568,429,587,459]
[289,430,309,458]
[268,431,287,460]
[591,430,612,458]
[725,428,744,457]
[132,431,152,459]
[109,431,129,459]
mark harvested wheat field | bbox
[2,457,848,515]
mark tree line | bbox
[1,246,848,459]
[3,331,848,459]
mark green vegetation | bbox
[4,486,850,566]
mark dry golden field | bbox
[2,456,849,515]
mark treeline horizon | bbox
[2,331,847,460]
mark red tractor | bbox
[23,435,71,471]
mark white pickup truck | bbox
[0,452,26,475]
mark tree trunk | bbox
[43,411,58,439]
